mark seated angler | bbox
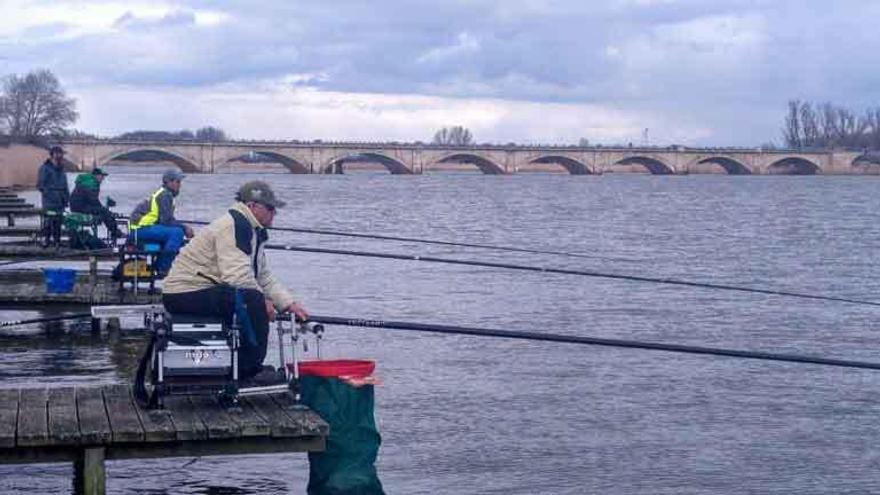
[162,180,308,382]
[69,167,125,241]
[128,170,194,277]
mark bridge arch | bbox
[223,151,310,174]
[429,153,505,175]
[695,156,752,175]
[614,156,674,175]
[766,157,820,175]
[528,155,593,175]
[98,148,200,173]
[322,152,412,175]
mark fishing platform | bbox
[0,384,327,495]
[0,241,118,259]
[0,267,159,306]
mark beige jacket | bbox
[163,202,296,309]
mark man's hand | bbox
[183,225,195,239]
[265,298,276,322]
[283,301,309,322]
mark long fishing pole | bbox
[0,313,92,328]
[268,244,880,308]
[174,217,634,262]
[311,314,880,371]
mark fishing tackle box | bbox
[161,320,232,378]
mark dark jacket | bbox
[130,186,184,228]
[37,160,69,210]
[70,173,110,216]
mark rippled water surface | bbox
[2,172,880,494]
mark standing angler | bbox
[128,169,194,277]
[162,180,308,383]
[36,145,70,248]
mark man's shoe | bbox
[242,367,286,387]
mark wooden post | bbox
[74,446,106,495]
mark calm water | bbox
[2,172,880,494]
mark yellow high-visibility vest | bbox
[130,188,171,230]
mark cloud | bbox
[72,78,705,145]
[3,0,880,145]
[417,32,481,64]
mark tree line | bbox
[782,100,880,150]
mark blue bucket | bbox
[42,268,77,294]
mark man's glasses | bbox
[260,203,276,213]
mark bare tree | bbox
[432,126,474,145]
[782,100,803,148]
[782,100,880,149]
[0,69,77,137]
[195,126,228,142]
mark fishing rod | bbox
[311,314,880,371]
[267,243,880,308]
[174,217,635,263]
[0,313,92,328]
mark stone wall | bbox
[0,143,48,188]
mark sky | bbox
[1,0,878,147]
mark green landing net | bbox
[298,360,385,495]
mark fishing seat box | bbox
[162,314,234,381]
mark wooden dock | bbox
[0,242,117,259]
[0,384,328,495]
[0,268,160,306]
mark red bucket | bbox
[290,359,375,379]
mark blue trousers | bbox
[129,224,184,272]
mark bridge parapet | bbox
[55,139,868,175]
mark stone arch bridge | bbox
[57,139,869,175]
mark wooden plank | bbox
[107,436,325,460]
[130,396,175,443]
[101,385,143,443]
[76,387,111,445]
[224,397,271,437]
[270,392,330,436]
[0,226,41,236]
[0,389,19,448]
[188,395,240,439]
[48,387,80,446]
[163,395,207,441]
[244,394,309,438]
[0,207,42,213]
[17,388,48,447]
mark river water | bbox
[2,172,880,494]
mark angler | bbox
[128,169,194,277]
[162,180,309,384]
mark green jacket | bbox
[69,173,104,214]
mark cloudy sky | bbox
[1,0,877,146]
